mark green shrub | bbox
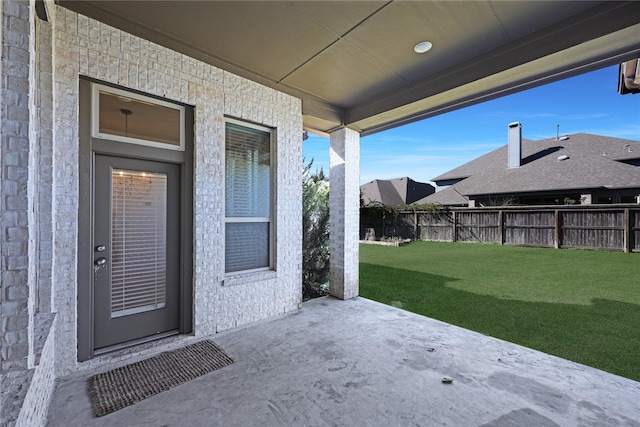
[302,160,330,300]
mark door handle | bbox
[95,257,107,266]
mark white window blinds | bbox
[111,170,167,317]
[225,121,272,273]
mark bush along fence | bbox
[360,205,640,252]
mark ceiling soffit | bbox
[349,3,640,135]
[56,1,640,136]
[352,22,640,136]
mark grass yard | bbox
[359,241,640,381]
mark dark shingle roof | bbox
[422,133,640,203]
[361,177,435,206]
[416,186,469,206]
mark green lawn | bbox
[359,241,640,381]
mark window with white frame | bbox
[225,119,274,273]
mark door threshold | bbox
[94,329,180,357]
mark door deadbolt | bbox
[96,245,106,252]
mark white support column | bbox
[329,127,360,300]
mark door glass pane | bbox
[111,169,167,318]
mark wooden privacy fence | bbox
[360,206,640,252]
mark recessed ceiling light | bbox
[414,41,433,54]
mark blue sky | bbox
[302,65,640,187]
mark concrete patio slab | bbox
[47,297,640,426]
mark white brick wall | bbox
[2,2,303,422]
[15,316,56,427]
[49,4,303,377]
[1,1,35,425]
[329,128,360,300]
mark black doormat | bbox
[88,340,234,417]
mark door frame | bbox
[77,78,194,361]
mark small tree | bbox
[302,160,330,300]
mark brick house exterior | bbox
[2,1,637,425]
[1,2,360,425]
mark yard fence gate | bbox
[360,205,640,252]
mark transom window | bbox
[91,83,185,150]
[225,119,274,273]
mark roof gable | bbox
[416,186,469,206]
[361,177,434,206]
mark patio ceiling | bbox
[57,1,640,136]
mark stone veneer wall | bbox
[15,316,55,427]
[329,128,360,300]
[1,1,35,425]
[12,8,57,426]
[33,4,54,321]
[3,1,303,424]
[51,4,302,375]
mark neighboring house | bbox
[361,177,434,206]
[2,1,638,425]
[618,58,640,94]
[419,125,640,207]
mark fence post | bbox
[452,211,457,242]
[624,208,630,253]
[498,210,504,245]
[414,211,418,241]
[634,210,639,253]
[554,210,561,249]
